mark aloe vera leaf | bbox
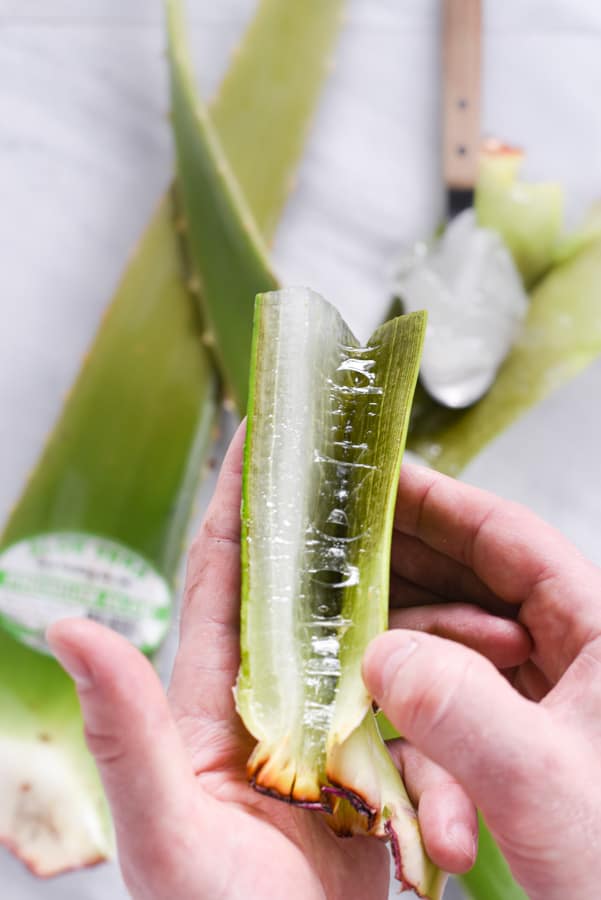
[475,143,563,288]
[212,0,345,241]
[553,200,601,265]
[460,816,528,900]
[0,192,217,875]
[236,288,443,896]
[1,195,216,574]
[166,0,279,412]
[169,0,346,408]
[408,232,601,476]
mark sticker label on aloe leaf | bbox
[0,533,171,655]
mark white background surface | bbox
[1,0,601,897]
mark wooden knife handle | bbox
[442,0,482,190]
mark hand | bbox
[46,427,527,900]
[364,462,601,900]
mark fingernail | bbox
[365,635,419,698]
[447,821,477,863]
[47,637,94,691]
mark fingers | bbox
[168,422,249,762]
[46,619,199,870]
[512,659,553,702]
[391,531,504,613]
[363,630,551,828]
[389,603,531,670]
[388,740,477,874]
[544,635,601,735]
[395,463,583,605]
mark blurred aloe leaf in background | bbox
[0,0,345,876]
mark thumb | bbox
[363,630,551,824]
[47,618,198,873]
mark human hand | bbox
[45,427,528,900]
[364,462,601,900]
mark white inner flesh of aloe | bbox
[236,288,446,899]
[396,210,528,409]
[0,736,113,876]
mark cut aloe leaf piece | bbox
[475,140,563,288]
[236,288,444,897]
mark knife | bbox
[442,0,482,220]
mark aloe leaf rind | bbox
[166,0,279,412]
[237,288,444,897]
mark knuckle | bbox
[84,725,126,767]
[405,655,478,747]
[201,508,240,546]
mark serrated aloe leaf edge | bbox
[236,288,444,898]
[0,0,344,876]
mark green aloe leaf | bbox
[236,288,444,898]
[166,0,279,411]
[0,192,217,875]
[0,0,344,876]
[0,195,216,572]
[212,0,345,241]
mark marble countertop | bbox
[1,1,601,897]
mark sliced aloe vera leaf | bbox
[1,0,344,876]
[475,142,563,288]
[236,289,443,896]
[408,232,601,476]
[166,0,279,413]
